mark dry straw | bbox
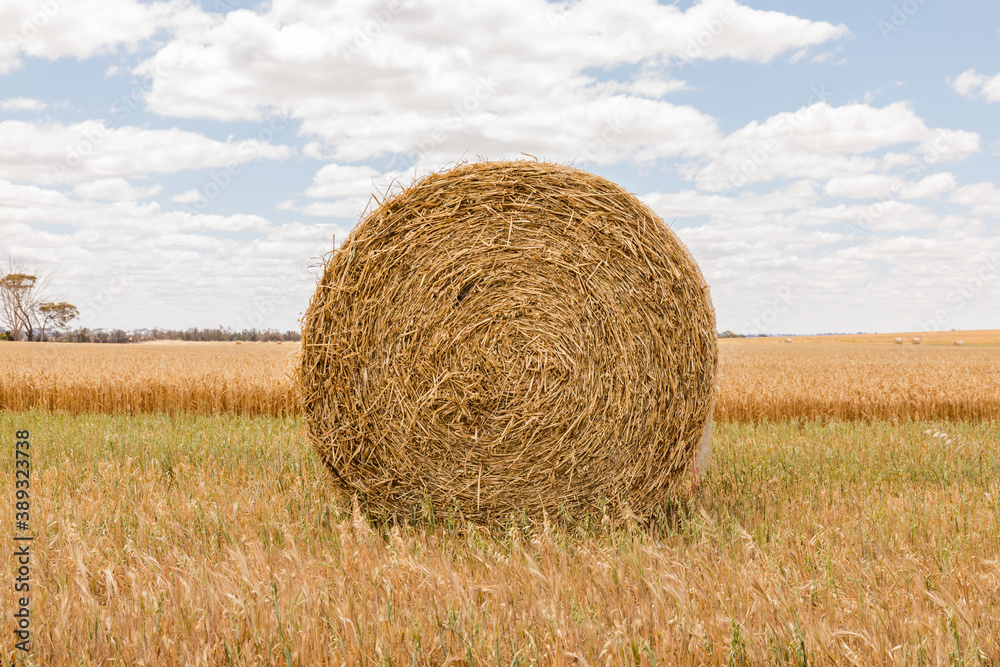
[299,161,717,521]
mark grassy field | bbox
[3,337,1000,421]
[1,410,998,665]
[3,336,999,664]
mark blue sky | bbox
[1,0,998,334]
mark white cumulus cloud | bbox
[950,182,1000,216]
[72,178,163,201]
[689,101,979,191]
[0,97,47,110]
[950,69,1000,102]
[170,188,206,204]
[131,0,847,167]
[0,0,183,74]
[0,120,293,184]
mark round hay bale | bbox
[955,340,965,346]
[894,337,903,344]
[784,338,792,343]
[299,161,717,521]
[913,337,921,345]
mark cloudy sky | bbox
[1,0,998,335]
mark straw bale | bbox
[299,161,717,521]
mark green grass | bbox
[2,410,999,665]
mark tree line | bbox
[36,326,301,344]
[0,260,300,343]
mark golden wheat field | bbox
[779,329,1000,345]
[2,335,1000,665]
[3,336,1000,421]
[714,338,1000,421]
[0,342,300,417]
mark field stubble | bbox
[1,411,998,665]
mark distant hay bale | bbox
[912,337,921,345]
[894,337,903,344]
[299,161,718,521]
[955,340,965,346]
[235,341,243,346]
[784,338,792,343]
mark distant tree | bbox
[0,273,35,340]
[0,259,82,342]
[38,302,80,341]
[0,259,53,341]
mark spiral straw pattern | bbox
[299,161,717,521]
